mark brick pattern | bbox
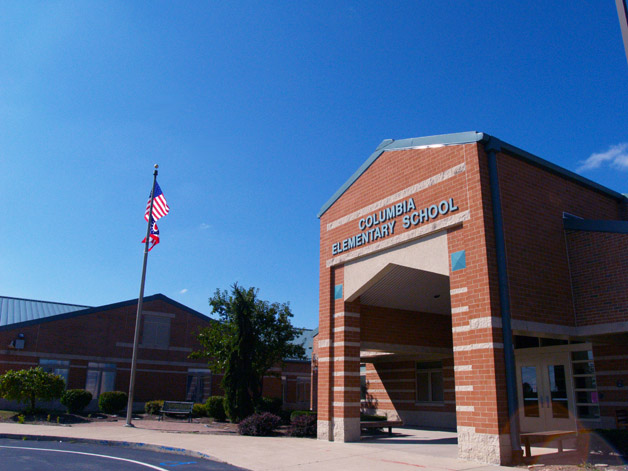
[566,231,628,326]
[319,143,513,461]
[592,343,628,424]
[496,153,623,327]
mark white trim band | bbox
[326,163,466,231]
[453,342,503,351]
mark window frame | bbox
[415,361,444,404]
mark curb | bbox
[0,432,221,462]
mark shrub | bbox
[98,391,128,415]
[205,396,226,421]
[360,413,387,421]
[290,410,317,422]
[61,389,93,414]
[255,397,283,416]
[289,414,317,438]
[145,400,164,416]
[238,412,281,436]
[192,403,207,417]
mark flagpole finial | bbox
[154,164,159,169]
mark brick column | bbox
[330,300,361,441]
[317,266,361,441]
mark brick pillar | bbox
[330,301,361,441]
[317,266,361,441]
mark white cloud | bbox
[179,288,188,294]
[577,143,628,172]
[200,223,211,230]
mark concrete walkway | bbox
[0,420,517,471]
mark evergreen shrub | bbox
[60,389,92,414]
[98,391,128,414]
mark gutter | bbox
[484,136,522,459]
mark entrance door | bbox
[516,352,576,432]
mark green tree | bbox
[190,283,305,422]
[0,367,65,412]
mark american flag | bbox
[142,218,160,251]
[145,181,170,221]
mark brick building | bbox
[0,294,313,410]
[315,131,628,465]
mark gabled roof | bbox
[0,293,210,331]
[0,296,91,328]
[318,131,627,218]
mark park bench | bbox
[360,420,404,435]
[159,401,194,423]
[519,430,580,458]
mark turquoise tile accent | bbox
[451,250,466,271]
[334,284,343,300]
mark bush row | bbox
[237,410,317,437]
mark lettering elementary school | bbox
[313,131,628,465]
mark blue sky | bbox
[1,1,627,329]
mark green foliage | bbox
[255,397,283,416]
[360,413,387,421]
[192,403,207,417]
[0,367,65,411]
[205,396,227,421]
[290,410,317,422]
[61,389,93,414]
[190,283,305,422]
[98,391,128,414]
[145,400,164,415]
[17,414,25,424]
[237,412,281,436]
[288,414,317,437]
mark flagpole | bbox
[125,164,159,427]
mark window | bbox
[40,359,70,384]
[186,368,211,403]
[85,362,116,398]
[416,361,443,403]
[296,378,310,403]
[571,350,600,420]
[360,364,367,400]
[142,314,171,348]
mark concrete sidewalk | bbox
[0,420,517,471]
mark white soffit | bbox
[344,231,449,302]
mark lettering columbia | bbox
[331,197,458,255]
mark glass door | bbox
[516,352,576,432]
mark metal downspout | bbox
[485,138,521,458]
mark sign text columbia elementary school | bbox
[331,197,459,255]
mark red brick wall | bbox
[361,305,452,348]
[566,231,628,326]
[319,143,513,446]
[592,343,628,425]
[496,152,623,326]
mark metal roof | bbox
[318,131,627,218]
[290,327,318,360]
[0,296,91,328]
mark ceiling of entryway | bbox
[356,264,451,315]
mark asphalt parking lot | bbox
[0,438,247,471]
